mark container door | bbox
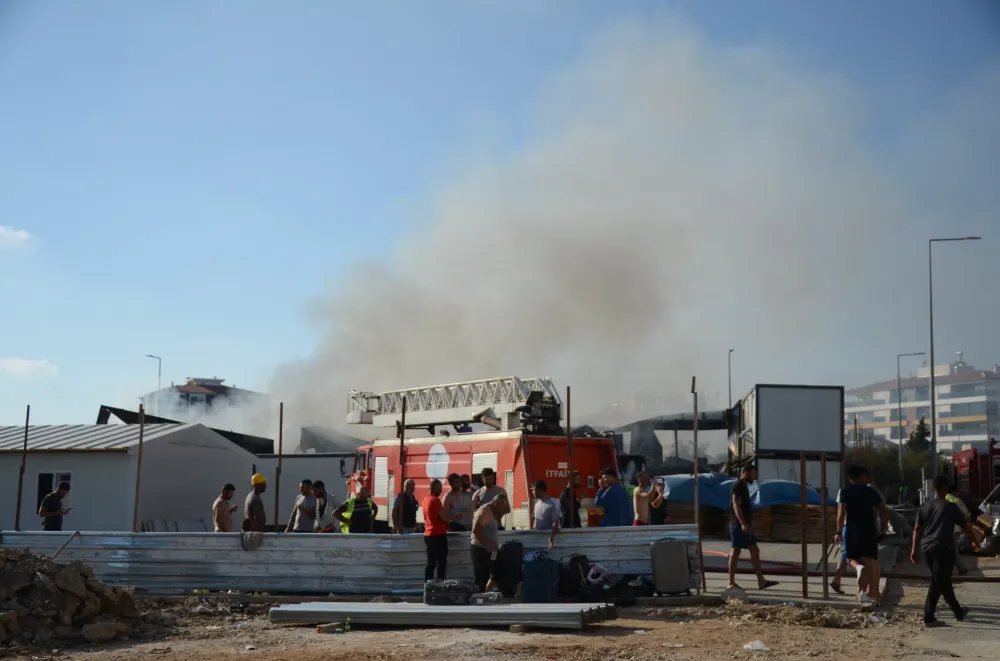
[504,469,516,529]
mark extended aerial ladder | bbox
[347,376,564,435]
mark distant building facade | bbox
[844,353,1000,453]
[140,377,270,434]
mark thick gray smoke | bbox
[270,20,998,452]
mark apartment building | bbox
[140,377,270,435]
[844,353,1000,453]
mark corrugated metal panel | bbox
[271,602,617,630]
[0,526,701,595]
[0,424,192,452]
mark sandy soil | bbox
[40,603,929,661]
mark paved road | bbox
[896,579,1000,660]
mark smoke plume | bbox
[269,19,997,451]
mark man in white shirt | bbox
[532,480,562,549]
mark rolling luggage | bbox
[650,539,691,595]
[423,579,477,605]
[522,555,560,603]
[495,541,524,597]
[558,553,590,599]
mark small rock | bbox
[509,624,526,634]
[721,587,749,604]
[246,645,256,651]
[81,622,120,644]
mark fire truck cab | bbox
[345,377,619,530]
[953,438,1000,505]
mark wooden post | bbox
[799,452,808,599]
[821,452,829,599]
[399,395,408,486]
[274,402,284,533]
[14,405,30,531]
[132,405,146,532]
[566,386,575,529]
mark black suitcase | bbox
[522,556,560,603]
[495,541,524,598]
[558,553,590,599]
[423,579,477,606]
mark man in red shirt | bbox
[422,479,450,580]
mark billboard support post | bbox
[799,453,808,599]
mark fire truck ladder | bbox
[346,376,562,432]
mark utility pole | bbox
[928,237,980,476]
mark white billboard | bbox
[755,385,844,454]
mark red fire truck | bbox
[952,438,1000,505]
[344,377,619,530]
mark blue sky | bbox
[2,1,999,428]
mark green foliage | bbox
[850,445,941,505]
[906,416,931,452]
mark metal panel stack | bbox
[0,524,701,595]
[270,602,618,630]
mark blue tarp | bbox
[657,476,836,510]
[657,474,732,510]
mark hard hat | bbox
[251,473,267,486]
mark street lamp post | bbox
[145,354,162,415]
[928,237,981,477]
[896,351,925,482]
[728,349,735,408]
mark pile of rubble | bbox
[0,549,141,649]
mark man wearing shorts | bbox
[835,465,890,604]
[829,524,849,594]
[727,465,778,591]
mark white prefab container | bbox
[738,384,845,491]
[255,453,353,528]
[0,424,259,532]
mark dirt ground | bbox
[24,601,927,661]
[10,555,1000,661]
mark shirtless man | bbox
[633,472,652,525]
[470,493,511,592]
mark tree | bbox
[907,416,931,453]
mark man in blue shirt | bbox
[595,467,631,527]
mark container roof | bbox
[0,424,195,452]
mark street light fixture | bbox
[896,351,925,482]
[728,349,735,408]
[928,237,981,477]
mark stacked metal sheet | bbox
[0,525,700,595]
[269,601,618,630]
